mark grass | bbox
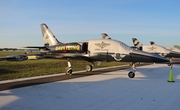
[0,51,127,81]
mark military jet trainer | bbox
[22,23,170,78]
[1,24,169,78]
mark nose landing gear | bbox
[128,63,136,78]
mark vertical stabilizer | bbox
[101,33,111,39]
[150,41,155,45]
[41,23,62,46]
[132,38,143,47]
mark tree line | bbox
[0,48,18,51]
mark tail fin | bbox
[101,33,111,39]
[132,38,143,47]
[41,23,63,46]
[150,41,155,45]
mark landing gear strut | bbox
[128,63,136,78]
[65,59,72,75]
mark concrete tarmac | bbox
[0,64,180,110]
[1,64,150,91]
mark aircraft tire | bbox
[67,69,72,75]
[86,65,93,72]
[167,63,171,66]
[66,68,72,75]
[128,71,135,78]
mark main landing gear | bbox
[65,59,72,75]
[86,65,93,72]
[65,59,94,75]
[128,63,136,78]
[86,62,94,72]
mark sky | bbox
[0,0,180,48]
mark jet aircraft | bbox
[169,45,180,53]
[132,38,180,65]
[21,23,169,78]
[0,24,169,78]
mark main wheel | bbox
[128,71,135,78]
[68,69,72,75]
[86,65,93,72]
[65,67,72,75]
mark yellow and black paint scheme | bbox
[26,54,44,60]
[54,43,88,53]
[27,56,42,60]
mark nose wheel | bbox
[128,71,135,78]
[167,63,172,66]
[128,63,136,78]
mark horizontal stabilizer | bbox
[23,46,47,49]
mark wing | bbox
[0,54,45,61]
[23,46,47,49]
[0,55,28,61]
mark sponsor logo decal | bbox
[55,45,80,51]
[159,53,167,57]
[95,41,110,51]
[111,53,126,61]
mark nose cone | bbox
[130,50,169,63]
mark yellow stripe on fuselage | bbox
[28,56,41,60]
